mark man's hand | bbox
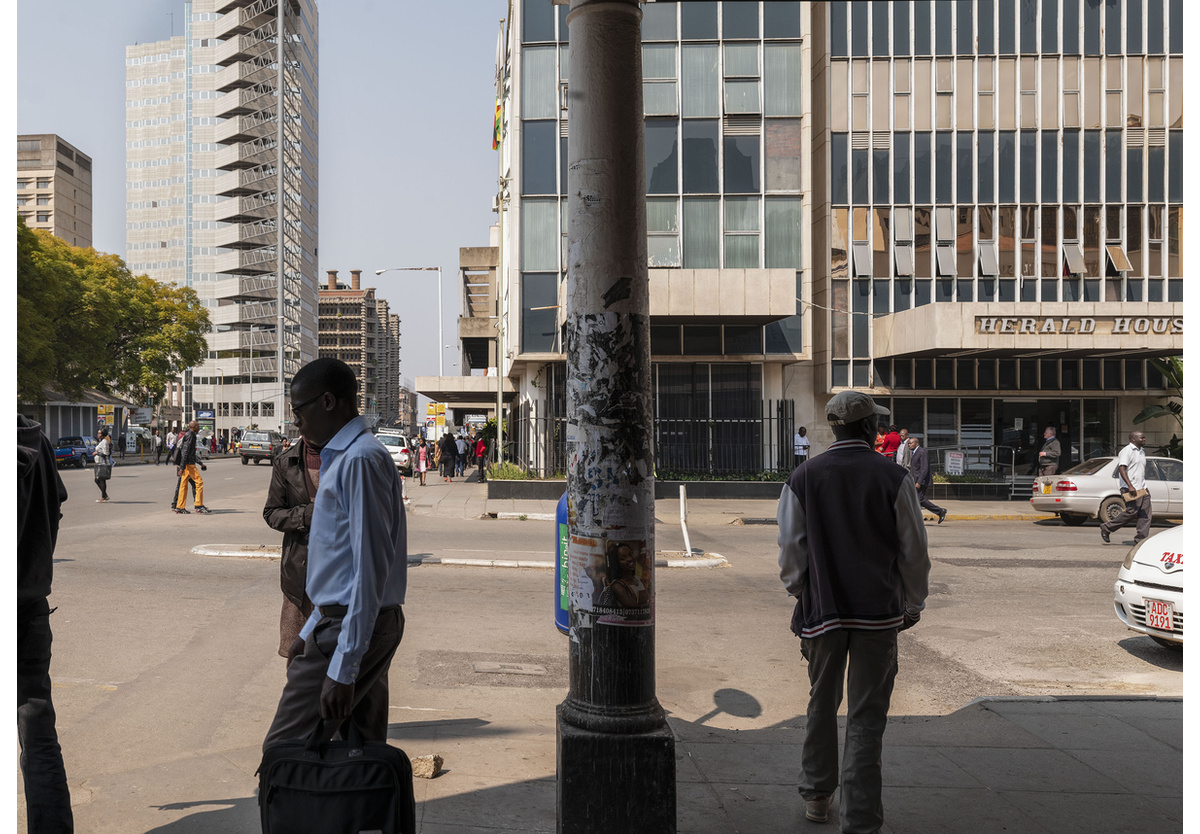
[176,466,184,476]
[900,610,921,631]
[285,636,305,668]
[320,677,355,721]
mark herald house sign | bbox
[976,316,1184,335]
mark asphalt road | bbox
[29,458,1183,832]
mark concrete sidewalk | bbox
[404,473,1057,525]
[410,695,1182,833]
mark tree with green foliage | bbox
[17,217,211,405]
[1133,356,1182,458]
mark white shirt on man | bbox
[1116,442,1147,491]
[793,433,810,456]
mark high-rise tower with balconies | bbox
[125,0,318,440]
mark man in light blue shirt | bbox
[263,358,408,749]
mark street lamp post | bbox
[374,266,443,377]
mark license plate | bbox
[1145,599,1174,631]
[1043,484,1052,494]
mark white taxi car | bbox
[1113,525,1183,650]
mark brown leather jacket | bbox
[262,440,314,609]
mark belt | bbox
[319,603,401,618]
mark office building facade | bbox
[811,0,1183,472]
[318,270,401,425]
[125,0,319,439]
[495,0,811,477]
[490,0,1181,478]
[17,133,93,248]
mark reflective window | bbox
[915,0,932,55]
[874,0,890,55]
[521,273,558,353]
[958,132,974,202]
[1105,0,1122,54]
[1084,0,1100,55]
[830,1,848,57]
[522,47,557,118]
[1063,130,1080,202]
[936,131,953,203]
[894,132,911,203]
[831,133,849,204]
[851,1,869,56]
[1042,131,1058,202]
[915,132,932,203]
[645,119,679,194]
[1020,130,1037,202]
[682,120,719,193]
[1168,131,1182,203]
[763,2,803,38]
[1128,0,1143,53]
[999,0,1017,53]
[725,135,761,194]
[958,0,974,53]
[682,45,720,117]
[1063,0,1080,53]
[894,0,911,55]
[641,2,677,41]
[1147,0,1164,54]
[764,44,802,115]
[1043,0,1059,51]
[765,197,802,268]
[522,198,559,271]
[682,198,719,267]
[999,131,1016,202]
[1127,147,1143,202]
[1084,130,1101,200]
[724,197,760,268]
[852,147,869,203]
[935,0,952,55]
[522,0,555,43]
[723,1,760,39]
[978,131,995,203]
[873,148,889,204]
[522,121,558,195]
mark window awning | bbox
[935,207,955,241]
[1063,242,1086,275]
[978,241,1000,276]
[894,209,913,241]
[1106,244,1133,272]
[935,244,956,277]
[852,242,872,277]
[894,244,915,276]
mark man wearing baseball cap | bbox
[777,390,931,833]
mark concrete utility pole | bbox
[557,1,675,832]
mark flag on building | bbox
[493,99,503,150]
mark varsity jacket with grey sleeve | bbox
[777,438,931,639]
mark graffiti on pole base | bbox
[568,534,653,626]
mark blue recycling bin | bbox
[554,492,569,634]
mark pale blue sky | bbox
[16,0,507,387]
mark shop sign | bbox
[976,316,1183,335]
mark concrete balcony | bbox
[213,4,273,40]
[214,139,276,171]
[213,0,253,15]
[213,193,277,223]
[648,268,797,323]
[210,274,277,301]
[208,301,277,327]
[214,88,256,119]
[214,248,276,276]
[214,114,274,145]
[204,356,280,377]
[214,167,275,198]
[207,328,278,351]
[213,33,273,67]
[214,220,276,250]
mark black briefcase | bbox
[257,719,416,834]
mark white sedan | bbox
[1031,455,1184,526]
[1113,525,1183,649]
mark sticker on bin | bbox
[1144,599,1174,631]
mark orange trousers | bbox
[177,464,204,508]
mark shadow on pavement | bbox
[1116,636,1184,669]
[144,797,258,833]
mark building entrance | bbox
[994,399,1115,474]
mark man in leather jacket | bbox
[263,436,318,657]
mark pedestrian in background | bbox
[263,432,319,659]
[455,433,468,478]
[117,430,127,460]
[1100,430,1152,544]
[17,415,75,832]
[475,435,488,483]
[173,420,211,514]
[416,437,430,486]
[880,425,903,460]
[895,428,912,469]
[1037,426,1061,476]
[907,436,947,524]
[793,426,810,469]
[153,429,163,465]
[777,390,930,833]
[93,428,113,503]
[262,357,407,750]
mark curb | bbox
[489,512,556,521]
[193,545,728,569]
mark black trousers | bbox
[916,484,945,515]
[18,599,74,833]
[263,606,404,752]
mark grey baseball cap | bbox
[826,390,890,425]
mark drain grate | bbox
[739,517,778,525]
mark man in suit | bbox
[906,436,947,524]
[1038,426,1061,476]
